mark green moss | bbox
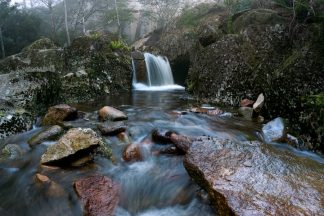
[304,93,324,107]
[0,111,4,118]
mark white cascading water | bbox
[132,53,184,91]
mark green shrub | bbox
[110,40,130,51]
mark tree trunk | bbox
[30,0,34,8]
[23,0,27,9]
[114,0,121,38]
[63,0,71,46]
[82,17,86,35]
[0,27,5,59]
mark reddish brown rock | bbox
[240,98,255,107]
[42,104,78,126]
[99,106,127,121]
[122,144,142,162]
[184,137,324,216]
[169,133,193,153]
[74,175,120,216]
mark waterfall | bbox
[132,53,184,91]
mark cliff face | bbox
[138,5,324,153]
[0,36,132,139]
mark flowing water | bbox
[132,53,184,91]
[0,90,323,216]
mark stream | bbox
[0,89,323,216]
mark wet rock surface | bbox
[74,175,120,216]
[184,137,324,215]
[42,104,78,126]
[28,125,63,146]
[40,128,102,165]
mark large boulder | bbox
[40,128,103,165]
[62,35,132,103]
[184,137,324,215]
[74,175,120,216]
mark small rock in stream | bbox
[28,125,63,146]
[122,144,142,162]
[42,104,78,126]
[152,129,172,144]
[74,175,120,216]
[262,117,286,143]
[98,106,127,121]
[253,93,265,113]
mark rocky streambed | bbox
[0,90,323,216]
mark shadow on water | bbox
[0,90,323,215]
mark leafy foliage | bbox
[0,0,42,57]
[110,40,130,51]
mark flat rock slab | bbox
[97,122,126,136]
[41,128,102,165]
[74,175,120,216]
[184,137,324,216]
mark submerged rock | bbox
[184,137,324,215]
[122,144,142,162]
[99,106,128,121]
[28,125,63,146]
[40,128,102,165]
[74,175,120,216]
[0,144,24,160]
[42,104,78,126]
[262,117,286,143]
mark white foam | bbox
[133,83,185,91]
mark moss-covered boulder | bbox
[62,35,132,103]
[0,100,33,139]
[40,128,103,165]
